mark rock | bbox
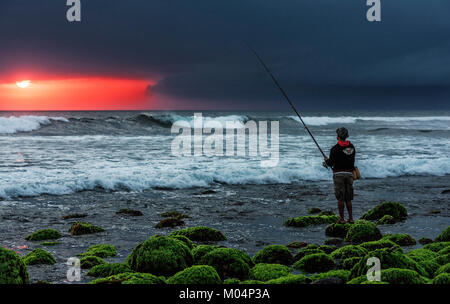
[435,263,450,277]
[284,215,339,227]
[80,256,106,269]
[382,233,416,246]
[170,235,195,249]
[324,238,343,246]
[69,222,105,236]
[293,253,336,273]
[192,245,221,262]
[318,245,337,254]
[330,245,368,260]
[441,189,450,194]
[22,248,55,266]
[311,270,350,283]
[252,245,294,266]
[432,273,450,284]
[307,208,321,214]
[79,244,117,258]
[126,235,193,276]
[266,274,311,284]
[311,277,344,284]
[25,229,61,241]
[201,189,216,195]
[293,248,324,262]
[361,201,407,221]
[0,247,29,284]
[418,237,433,245]
[87,263,132,277]
[428,209,441,214]
[160,211,189,219]
[286,241,308,249]
[435,226,450,242]
[155,217,185,229]
[379,268,428,284]
[62,213,88,220]
[318,210,335,216]
[198,248,252,280]
[376,215,396,225]
[89,272,165,284]
[116,209,143,216]
[169,226,226,242]
[167,265,221,284]
[358,239,401,252]
[224,278,241,284]
[239,280,265,284]
[345,220,382,244]
[342,257,361,270]
[40,241,59,246]
[423,241,450,252]
[325,223,352,238]
[249,263,291,281]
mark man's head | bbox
[336,127,349,141]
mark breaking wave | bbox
[0,116,69,134]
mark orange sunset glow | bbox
[0,77,154,111]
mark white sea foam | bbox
[288,116,450,126]
[0,116,69,134]
[143,113,249,128]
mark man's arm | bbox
[325,147,335,167]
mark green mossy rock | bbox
[170,235,195,249]
[318,245,337,254]
[361,201,407,221]
[318,210,335,216]
[432,273,450,284]
[161,211,189,219]
[359,239,401,252]
[435,263,450,277]
[307,208,321,214]
[266,274,311,284]
[382,234,416,246]
[25,229,61,241]
[87,263,132,277]
[167,265,221,284]
[293,253,336,273]
[69,222,105,236]
[249,263,291,281]
[435,226,450,242]
[379,268,429,284]
[324,238,343,246]
[349,248,427,279]
[311,270,351,283]
[90,272,165,284]
[252,245,293,266]
[80,256,106,269]
[240,280,264,284]
[62,213,88,220]
[40,241,59,246]
[155,217,185,229]
[116,208,143,216]
[330,245,368,260]
[438,247,450,255]
[423,241,450,252]
[0,247,29,284]
[418,238,433,245]
[418,260,441,278]
[293,248,324,262]
[406,248,438,263]
[126,236,193,276]
[22,248,55,266]
[198,248,251,280]
[79,244,117,258]
[345,220,382,244]
[325,222,352,238]
[286,241,308,249]
[284,215,339,228]
[342,257,361,270]
[192,245,220,262]
[169,226,226,242]
[376,215,396,225]
[433,253,450,266]
[224,278,241,284]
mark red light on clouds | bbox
[0,77,154,111]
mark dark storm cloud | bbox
[1,0,449,109]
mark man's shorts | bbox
[333,173,354,202]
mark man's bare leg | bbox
[338,201,345,223]
[345,201,354,223]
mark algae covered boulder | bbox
[90,272,165,284]
[87,263,131,277]
[198,248,251,280]
[80,256,106,269]
[345,220,382,244]
[330,245,368,260]
[435,263,450,277]
[155,217,185,229]
[25,229,61,241]
[325,223,352,238]
[266,274,311,284]
[361,201,407,221]
[423,241,450,252]
[379,268,428,284]
[167,265,221,284]
[293,253,336,273]
[116,209,143,216]
[0,247,29,284]
[342,257,361,270]
[293,248,324,262]
[170,235,195,249]
[435,226,450,242]
[311,270,350,283]
[358,239,401,252]
[126,235,193,277]
[69,222,105,236]
[376,215,396,225]
[432,273,450,284]
[79,244,117,258]
[192,245,220,262]
[169,226,226,242]
[382,233,416,246]
[22,248,56,266]
[249,263,291,281]
[252,245,293,266]
[308,208,321,214]
[284,215,339,228]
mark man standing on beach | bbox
[323,127,356,224]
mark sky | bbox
[0,0,450,111]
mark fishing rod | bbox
[249,47,328,161]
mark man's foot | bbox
[339,218,346,224]
[347,219,354,224]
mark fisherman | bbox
[323,127,356,224]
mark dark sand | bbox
[1,175,449,283]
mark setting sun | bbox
[16,80,31,88]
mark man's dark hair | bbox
[336,127,349,140]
